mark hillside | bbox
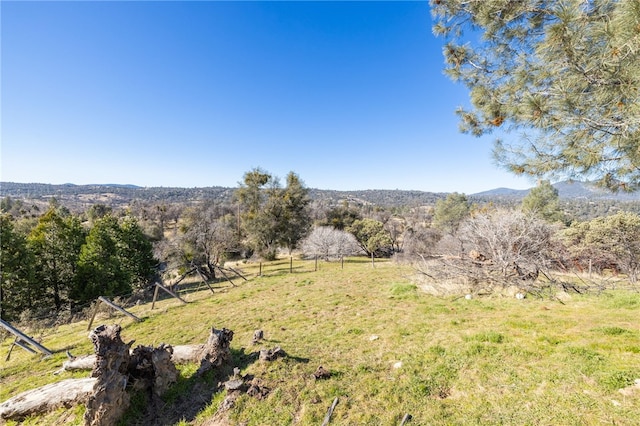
[1,259,639,425]
[2,181,640,222]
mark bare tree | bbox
[300,227,362,261]
[156,202,238,283]
[416,209,558,294]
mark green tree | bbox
[117,215,157,289]
[323,203,362,230]
[279,172,312,253]
[235,169,312,260]
[87,203,113,223]
[74,215,155,303]
[75,215,129,303]
[433,193,471,234]
[235,168,275,258]
[431,0,640,190]
[521,180,566,223]
[348,218,392,258]
[27,208,85,311]
[563,211,640,282]
[0,214,36,320]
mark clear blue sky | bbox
[1,1,534,194]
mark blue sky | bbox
[1,1,534,194]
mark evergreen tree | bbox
[0,214,36,320]
[348,218,392,257]
[75,215,129,303]
[235,168,312,260]
[433,192,471,234]
[279,172,312,253]
[27,208,85,311]
[563,211,640,282]
[431,0,640,190]
[521,180,566,223]
[117,215,157,289]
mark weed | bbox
[466,331,505,344]
[593,326,635,336]
[598,370,640,391]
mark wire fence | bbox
[1,256,381,344]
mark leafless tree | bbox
[300,226,362,261]
[416,209,559,294]
[155,202,238,283]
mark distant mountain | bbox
[1,181,639,212]
[471,187,529,199]
[472,180,640,201]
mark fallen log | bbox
[2,325,235,423]
[54,354,96,375]
[0,378,97,421]
[52,327,235,375]
[54,342,229,375]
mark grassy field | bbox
[1,258,640,425]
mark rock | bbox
[259,346,285,362]
[251,330,264,345]
[313,366,331,380]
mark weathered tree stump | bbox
[252,329,264,345]
[84,324,132,426]
[195,327,234,375]
[128,343,178,396]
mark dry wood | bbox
[54,354,96,375]
[400,413,413,425]
[84,324,132,426]
[3,325,234,423]
[0,378,97,421]
[259,346,285,361]
[151,282,188,309]
[53,342,222,374]
[195,327,234,375]
[87,297,141,330]
[321,397,339,426]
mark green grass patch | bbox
[1,258,640,425]
[593,326,635,336]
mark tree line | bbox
[3,171,640,322]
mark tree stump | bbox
[252,329,264,345]
[84,324,132,426]
[195,327,234,375]
[128,343,178,396]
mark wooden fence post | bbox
[87,297,142,330]
[0,319,53,357]
[151,282,188,310]
[151,284,160,310]
[290,257,293,273]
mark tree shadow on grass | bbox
[119,347,309,426]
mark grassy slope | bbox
[1,258,640,425]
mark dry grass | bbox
[1,258,640,425]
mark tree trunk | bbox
[84,324,132,426]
